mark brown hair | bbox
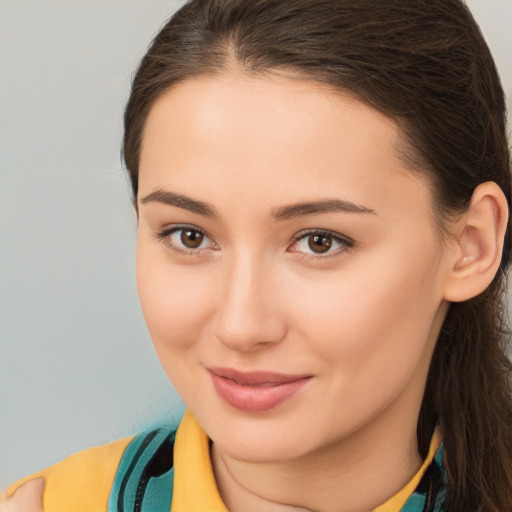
[123,1,512,510]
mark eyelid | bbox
[289,229,354,258]
[154,224,217,254]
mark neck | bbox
[212,409,423,512]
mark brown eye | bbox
[308,234,332,253]
[180,229,204,249]
[291,230,353,258]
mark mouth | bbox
[207,367,312,412]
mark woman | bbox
[3,0,511,511]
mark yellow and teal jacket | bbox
[3,411,447,512]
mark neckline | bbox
[171,411,443,512]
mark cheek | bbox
[290,245,443,383]
[136,241,213,356]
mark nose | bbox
[212,255,287,353]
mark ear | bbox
[443,182,509,303]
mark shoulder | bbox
[2,435,134,512]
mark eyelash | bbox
[290,229,355,260]
[154,226,354,259]
[154,225,216,256]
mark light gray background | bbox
[1,0,511,489]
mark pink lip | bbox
[208,367,312,412]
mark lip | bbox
[208,367,312,412]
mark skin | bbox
[1,479,44,512]
[136,71,454,512]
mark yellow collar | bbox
[172,410,228,512]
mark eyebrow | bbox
[271,199,376,220]
[140,189,375,220]
[140,190,218,217]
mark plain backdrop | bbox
[1,0,511,489]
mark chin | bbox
[204,412,323,464]
[217,436,307,464]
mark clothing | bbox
[4,411,447,511]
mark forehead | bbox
[141,72,401,163]
[138,72,433,220]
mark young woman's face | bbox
[136,72,452,463]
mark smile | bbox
[207,367,312,412]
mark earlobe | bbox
[443,182,508,303]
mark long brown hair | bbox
[123,1,512,510]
